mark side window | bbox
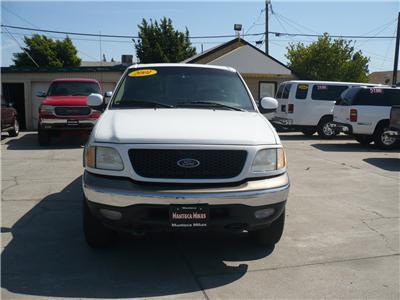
[295,84,309,99]
[282,83,292,99]
[389,89,400,106]
[276,84,284,99]
[311,85,349,101]
[355,88,386,106]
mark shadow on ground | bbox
[1,177,273,298]
[363,158,400,172]
[311,142,399,153]
[3,132,89,150]
[279,133,353,141]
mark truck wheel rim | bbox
[323,123,335,136]
[381,128,395,146]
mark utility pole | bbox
[393,12,400,86]
[265,0,269,54]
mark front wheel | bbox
[301,127,316,136]
[8,119,19,137]
[317,117,338,139]
[249,209,285,246]
[373,124,399,150]
[83,198,115,248]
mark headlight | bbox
[251,148,286,173]
[39,105,54,114]
[84,146,124,171]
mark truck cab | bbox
[37,78,104,145]
[82,64,290,248]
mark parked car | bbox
[332,86,400,149]
[272,80,376,138]
[37,78,109,146]
[1,96,19,137]
[384,105,400,140]
[82,64,290,248]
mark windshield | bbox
[48,81,100,96]
[111,67,255,111]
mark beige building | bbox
[1,65,126,130]
[368,71,399,86]
[183,38,297,101]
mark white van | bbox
[272,80,376,138]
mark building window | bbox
[259,81,277,99]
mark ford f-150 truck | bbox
[37,78,103,145]
[82,64,290,248]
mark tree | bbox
[12,34,81,67]
[134,17,196,63]
[285,34,369,82]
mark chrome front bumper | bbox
[83,171,290,208]
[271,117,293,126]
[41,118,97,125]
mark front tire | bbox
[301,127,316,136]
[354,134,373,145]
[83,198,115,248]
[249,209,285,246]
[8,119,19,137]
[373,123,399,150]
[317,117,337,139]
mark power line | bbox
[1,24,397,40]
[1,7,98,60]
[3,26,39,67]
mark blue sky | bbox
[1,1,399,72]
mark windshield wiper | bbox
[115,100,174,108]
[177,101,245,112]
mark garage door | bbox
[31,82,51,130]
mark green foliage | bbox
[12,35,81,67]
[285,34,370,82]
[134,17,196,63]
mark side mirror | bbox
[36,91,46,98]
[259,97,278,113]
[104,91,113,104]
[87,93,104,110]
[104,91,113,98]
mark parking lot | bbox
[1,131,399,299]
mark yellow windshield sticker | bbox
[128,69,157,77]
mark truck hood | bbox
[93,109,278,145]
[42,96,88,106]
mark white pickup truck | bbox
[82,64,290,248]
[333,86,400,149]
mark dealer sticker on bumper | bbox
[169,205,209,228]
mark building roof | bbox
[368,71,399,85]
[183,38,294,75]
[1,65,127,73]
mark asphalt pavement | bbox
[1,132,399,299]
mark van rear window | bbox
[276,84,284,99]
[311,85,349,101]
[282,84,292,99]
[295,84,308,99]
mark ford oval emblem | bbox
[177,158,200,168]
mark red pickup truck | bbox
[37,78,104,145]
